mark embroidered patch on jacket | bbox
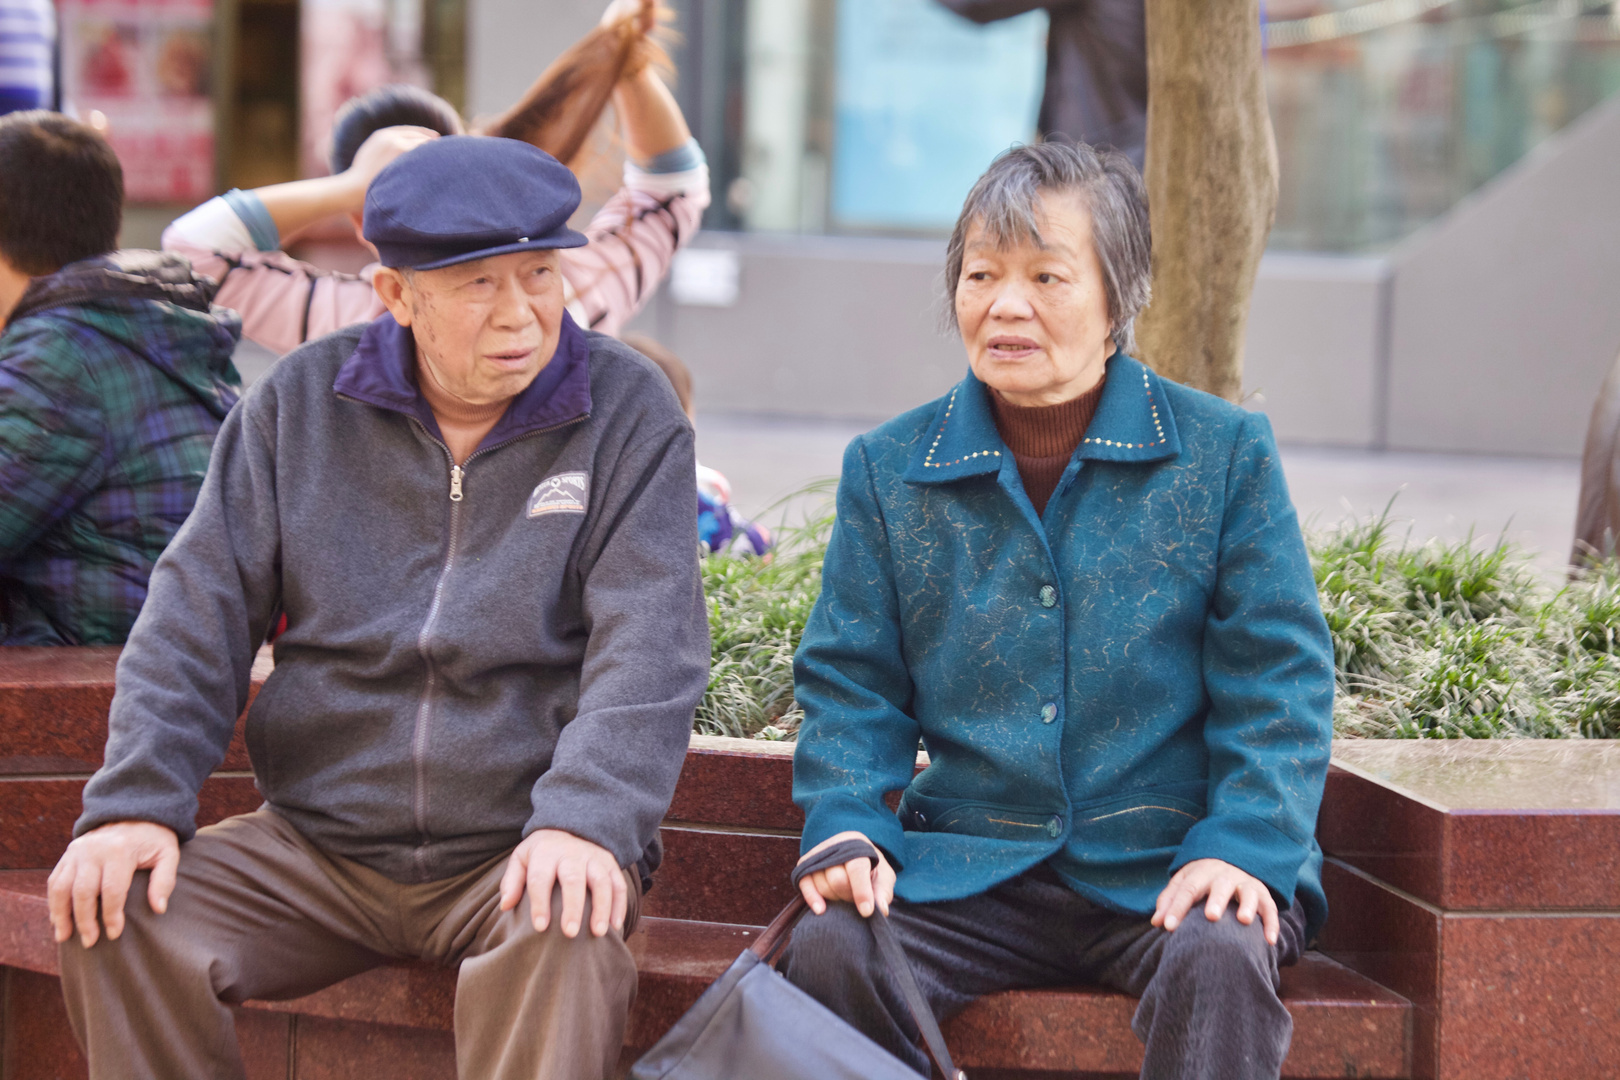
[527,472,589,517]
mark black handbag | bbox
[629,841,965,1080]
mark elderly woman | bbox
[781,142,1335,1080]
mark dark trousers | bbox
[781,864,1306,1080]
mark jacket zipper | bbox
[400,411,589,875]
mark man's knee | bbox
[60,870,182,971]
[481,883,637,982]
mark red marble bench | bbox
[1313,741,1620,1080]
[0,647,1414,1079]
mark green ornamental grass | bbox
[700,489,1620,740]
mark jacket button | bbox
[1040,703,1058,723]
[1038,585,1057,607]
[1046,816,1063,838]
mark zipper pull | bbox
[449,464,464,502]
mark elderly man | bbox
[48,136,709,1080]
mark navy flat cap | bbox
[363,136,587,270]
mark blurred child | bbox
[622,333,773,558]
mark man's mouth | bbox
[987,336,1040,358]
[486,348,536,366]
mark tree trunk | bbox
[1134,0,1277,402]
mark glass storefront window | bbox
[674,0,1620,252]
[1267,0,1620,252]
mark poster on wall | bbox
[300,0,428,177]
[833,0,1045,231]
[59,0,215,204]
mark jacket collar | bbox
[11,250,216,324]
[903,352,1181,485]
[332,309,592,450]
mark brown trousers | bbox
[58,810,641,1080]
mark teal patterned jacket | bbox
[791,354,1335,938]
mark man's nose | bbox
[490,278,536,329]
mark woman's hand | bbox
[600,0,656,35]
[1151,857,1280,945]
[343,125,442,198]
[248,125,440,242]
[795,830,896,918]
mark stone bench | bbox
[0,646,1414,1078]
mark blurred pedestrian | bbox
[939,0,1147,168]
[0,0,55,115]
[1572,344,1620,566]
[163,0,708,357]
[0,112,241,645]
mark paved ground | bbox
[695,412,1583,576]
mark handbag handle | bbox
[749,839,966,1080]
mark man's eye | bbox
[1037,273,1059,284]
[967,271,990,281]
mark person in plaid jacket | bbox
[0,112,242,645]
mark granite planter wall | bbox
[1316,740,1620,1080]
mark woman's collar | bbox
[903,352,1181,485]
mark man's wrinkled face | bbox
[374,249,566,405]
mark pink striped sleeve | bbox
[560,168,712,338]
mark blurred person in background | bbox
[163,0,707,358]
[622,332,774,557]
[1572,343,1620,566]
[0,112,241,646]
[938,0,1146,168]
[781,142,1332,1080]
[0,0,54,115]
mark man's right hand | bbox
[47,821,179,949]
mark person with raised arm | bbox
[163,0,707,357]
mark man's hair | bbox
[623,333,694,417]
[0,111,123,276]
[329,85,465,175]
[944,140,1152,354]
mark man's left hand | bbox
[499,829,627,939]
[1151,858,1279,945]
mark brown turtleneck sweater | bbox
[989,379,1106,515]
[417,358,514,464]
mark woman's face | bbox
[955,190,1114,407]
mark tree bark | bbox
[1134,0,1277,401]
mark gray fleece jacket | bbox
[76,311,709,884]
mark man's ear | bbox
[351,213,379,259]
[372,267,414,327]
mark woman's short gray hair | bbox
[944,141,1152,354]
